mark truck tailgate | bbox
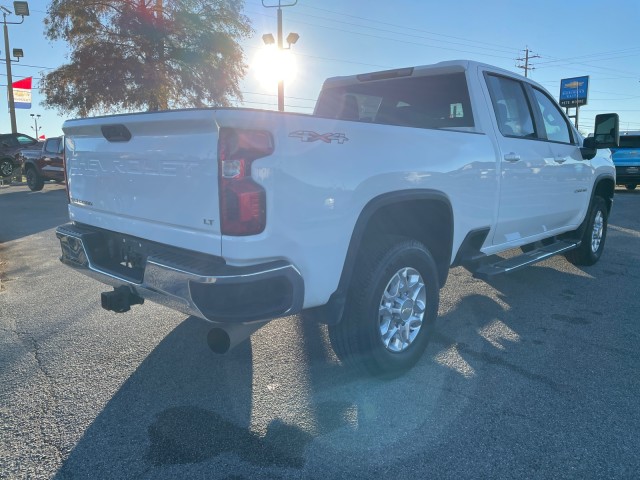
[63,109,222,255]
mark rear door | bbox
[484,73,557,245]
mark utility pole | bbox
[516,47,540,78]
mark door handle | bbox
[554,157,566,164]
[503,153,521,162]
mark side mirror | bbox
[592,113,619,148]
[581,113,619,160]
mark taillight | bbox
[218,128,273,236]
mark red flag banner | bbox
[12,76,32,109]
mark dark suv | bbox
[0,132,41,178]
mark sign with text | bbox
[559,76,589,108]
[12,76,32,109]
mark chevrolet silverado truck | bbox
[55,60,619,376]
[18,136,65,191]
[611,131,640,190]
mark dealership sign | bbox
[559,76,589,108]
[12,76,32,109]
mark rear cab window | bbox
[44,138,62,155]
[315,72,475,131]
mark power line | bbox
[275,2,521,54]
[244,6,517,61]
[535,46,640,66]
[247,2,640,82]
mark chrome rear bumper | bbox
[56,223,304,323]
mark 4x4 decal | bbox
[289,131,349,144]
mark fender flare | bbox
[21,159,38,174]
[307,189,453,325]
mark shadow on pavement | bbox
[52,317,318,479]
[0,186,69,243]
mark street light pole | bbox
[3,11,16,133]
[262,0,297,112]
[30,113,39,137]
[277,6,284,112]
[1,2,30,134]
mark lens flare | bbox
[253,45,297,90]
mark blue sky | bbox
[5,0,640,137]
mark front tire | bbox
[565,196,608,266]
[328,236,440,377]
[0,158,13,178]
[25,167,44,191]
[625,184,637,191]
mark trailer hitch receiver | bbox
[101,286,144,313]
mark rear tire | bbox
[0,158,13,178]
[328,236,439,377]
[625,184,637,191]
[565,196,608,266]
[26,166,44,191]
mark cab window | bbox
[44,138,61,155]
[16,135,37,146]
[0,135,18,147]
[485,74,536,138]
[532,88,573,144]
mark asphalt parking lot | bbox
[1,183,639,479]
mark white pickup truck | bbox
[56,60,619,376]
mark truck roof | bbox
[321,59,536,89]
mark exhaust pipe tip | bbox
[207,328,231,354]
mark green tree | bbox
[41,0,252,115]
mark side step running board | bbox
[473,240,580,280]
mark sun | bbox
[252,45,297,90]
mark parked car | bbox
[611,131,640,190]
[0,132,41,178]
[18,136,65,191]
